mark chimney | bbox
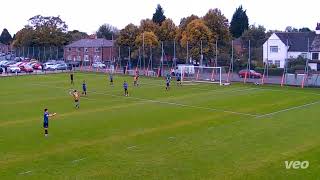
[316,23,320,35]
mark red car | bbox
[19,65,34,73]
[238,70,262,78]
[31,62,42,70]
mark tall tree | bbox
[135,31,159,48]
[12,26,36,47]
[240,25,267,68]
[241,25,266,48]
[230,5,249,38]
[176,15,199,42]
[152,4,166,25]
[140,19,158,33]
[67,30,89,43]
[299,27,311,32]
[285,26,299,32]
[96,24,118,40]
[180,19,215,60]
[28,15,69,46]
[203,9,231,45]
[116,23,140,48]
[157,18,178,42]
[0,28,13,45]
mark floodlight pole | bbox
[186,41,189,64]
[248,40,251,71]
[215,40,218,67]
[173,40,176,68]
[142,32,145,70]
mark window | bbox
[312,53,319,60]
[95,48,100,52]
[77,55,81,61]
[94,55,100,61]
[267,60,273,66]
[270,46,278,53]
[67,48,71,52]
[67,55,72,61]
[84,55,89,61]
[85,48,88,53]
[275,60,281,68]
[77,48,81,52]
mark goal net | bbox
[178,65,226,85]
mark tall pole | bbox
[215,40,218,67]
[118,46,121,68]
[200,40,203,66]
[186,41,189,64]
[161,42,164,76]
[173,41,176,68]
[142,32,145,70]
[128,47,131,70]
[231,40,234,74]
[32,46,35,59]
[111,34,114,61]
[248,40,251,71]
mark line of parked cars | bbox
[0,59,71,74]
[0,60,42,73]
[43,60,68,71]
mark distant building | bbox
[64,38,115,62]
[263,23,320,70]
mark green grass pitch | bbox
[1,72,320,179]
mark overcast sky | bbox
[1,0,319,35]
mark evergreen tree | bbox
[0,28,13,45]
[152,4,166,25]
[230,5,249,38]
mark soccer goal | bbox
[178,65,226,85]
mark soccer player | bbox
[123,81,129,96]
[176,73,182,86]
[109,73,114,86]
[70,90,80,108]
[166,77,170,90]
[82,80,87,95]
[43,108,56,137]
[70,73,74,85]
[133,73,139,86]
[166,73,171,81]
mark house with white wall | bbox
[263,23,320,70]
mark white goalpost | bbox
[178,65,226,85]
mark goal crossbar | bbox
[179,65,223,85]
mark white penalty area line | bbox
[72,157,87,163]
[31,83,259,118]
[19,170,32,175]
[90,90,259,118]
[256,100,320,118]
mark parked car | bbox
[19,65,34,73]
[92,62,106,68]
[2,61,16,67]
[238,70,262,78]
[0,60,8,67]
[31,62,42,70]
[0,67,3,74]
[43,62,56,70]
[8,66,21,73]
[52,63,68,70]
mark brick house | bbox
[64,38,115,63]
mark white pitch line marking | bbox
[31,83,259,118]
[19,171,32,175]
[72,157,87,163]
[127,146,137,149]
[256,101,320,118]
